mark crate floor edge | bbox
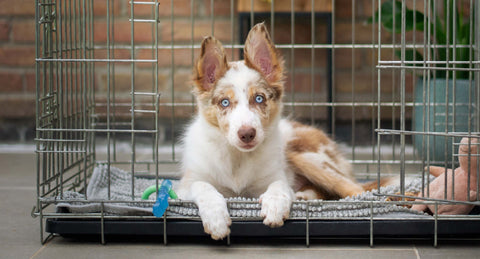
[46,218,480,239]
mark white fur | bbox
[220,62,266,152]
[177,62,295,240]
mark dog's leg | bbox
[259,180,294,227]
[188,181,232,240]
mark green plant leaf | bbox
[370,0,424,33]
[370,0,473,79]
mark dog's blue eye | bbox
[255,95,264,104]
[221,99,230,107]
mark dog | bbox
[176,23,368,240]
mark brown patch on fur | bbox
[285,122,364,199]
[265,98,281,127]
[287,123,332,153]
[200,87,239,130]
[212,87,236,108]
[248,80,282,101]
[247,84,268,111]
[201,105,220,128]
[269,83,283,101]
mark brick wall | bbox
[0,0,423,141]
[0,0,36,120]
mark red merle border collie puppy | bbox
[177,23,370,240]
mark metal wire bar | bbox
[351,0,356,161]
[106,0,112,200]
[369,0,377,177]
[231,0,235,60]
[37,128,158,133]
[153,0,160,202]
[377,129,480,138]
[55,0,64,200]
[399,0,406,197]
[420,0,432,192]
[381,193,480,206]
[96,43,475,50]
[476,2,480,203]
[130,0,137,200]
[170,0,176,162]
[36,58,158,63]
[310,0,315,125]
[379,60,480,65]
[377,65,479,71]
[306,201,310,247]
[331,0,336,136]
[434,203,438,247]
[130,1,156,5]
[411,0,417,165]
[250,0,254,30]
[270,0,275,40]
[369,201,374,247]
[451,0,458,200]
[469,0,478,202]
[290,0,296,116]
[376,0,383,192]
[191,0,196,114]
[210,0,214,34]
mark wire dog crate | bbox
[33,0,480,246]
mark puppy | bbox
[177,23,366,240]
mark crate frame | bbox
[33,0,480,246]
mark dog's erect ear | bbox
[244,23,284,85]
[194,36,228,92]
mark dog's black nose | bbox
[238,126,256,144]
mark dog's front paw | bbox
[260,194,291,228]
[198,202,231,240]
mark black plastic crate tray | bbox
[46,218,480,240]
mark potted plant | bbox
[371,0,476,163]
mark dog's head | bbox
[193,23,285,152]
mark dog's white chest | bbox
[197,149,257,197]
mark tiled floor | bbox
[1,148,480,259]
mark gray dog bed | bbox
[56,165,429,218]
